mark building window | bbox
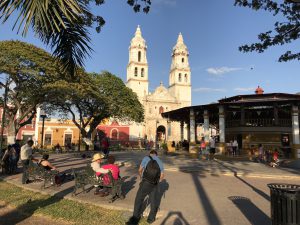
[44,133,52,145]
[159,106,164,114]
[184,74,188,82]
[179,73,182,82]
[141,68,144,77]
[138,51,141,62]
[182,58,184,63]
[134,67,138,76]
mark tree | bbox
[46,71,144,139]
[234,0,300,62]
[0,0,152,77]
[0,40,62,143]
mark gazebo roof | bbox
[219,93,300,104]
[162,93,300,123]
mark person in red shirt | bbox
[270,149,279,167]
[101,155,120,185]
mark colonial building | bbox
[126,26,192,142]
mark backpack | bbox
[142,156,161,185]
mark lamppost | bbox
[78,118,82,152]
[155,120,159,150]
[40,110,47,149]
[0,77,9,155]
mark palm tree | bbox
[0,0,151,78]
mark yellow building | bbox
[36,118,80,149]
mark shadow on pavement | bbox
[160,211,190,225]
[228,196,270,225]
[123,176,138,196]
[190,172,221,225]
[234,174,270,202]
[215,159,270,201]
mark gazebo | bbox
[162,88,300,159]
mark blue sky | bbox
[1,0,299,105]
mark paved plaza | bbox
[1,151,300,225]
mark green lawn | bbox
[0,180,148,225]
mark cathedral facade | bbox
[126,26,192,143]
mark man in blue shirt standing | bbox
[126,150,164,225]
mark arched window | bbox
[111,129,119,140]
[134,67,138,76]
[178,73,182,82]
[141,68,144,77]
[159,106,164,114]
[138,51,141,62]
[184,74,188,82]
[182,58,184,63]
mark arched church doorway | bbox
[157,125,166,142]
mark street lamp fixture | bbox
[40,110,47,149]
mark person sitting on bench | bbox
[38,154,57,171]
[101,155,120,184]
[91,153,110,196]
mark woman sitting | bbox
[38,154,57,171]
[38,154,65,185]
[101,155,124,200]
[101,155,120,185]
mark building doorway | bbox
[157,125,166,142]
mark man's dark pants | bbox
[132,179,159,223]
[21,159,29,184]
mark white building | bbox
[126,26,192,142]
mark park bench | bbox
[72,165,124,203]
[27,160,58,189]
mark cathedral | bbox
[126,26,192,143]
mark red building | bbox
[97,120,130,145]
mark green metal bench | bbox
[27,160,58,189]
[72,165,124,203]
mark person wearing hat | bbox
[91,153,110,196]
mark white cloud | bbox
[206,67,243,76]
[234,87,256,92]
[152,0,177,6]
[193,87,226,93]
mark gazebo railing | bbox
[226,119,291,127]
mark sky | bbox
[1,0,300,105]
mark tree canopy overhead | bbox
[234,0,300,62]
[0,0,152,77]
[46,71,144,139]
[0,40,62,142]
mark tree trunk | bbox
[6,120,16,144]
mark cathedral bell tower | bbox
[168,33,191,107]
[126,25,149,100]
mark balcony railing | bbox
[226,119,292,128]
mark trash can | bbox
[268,183,300,225]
